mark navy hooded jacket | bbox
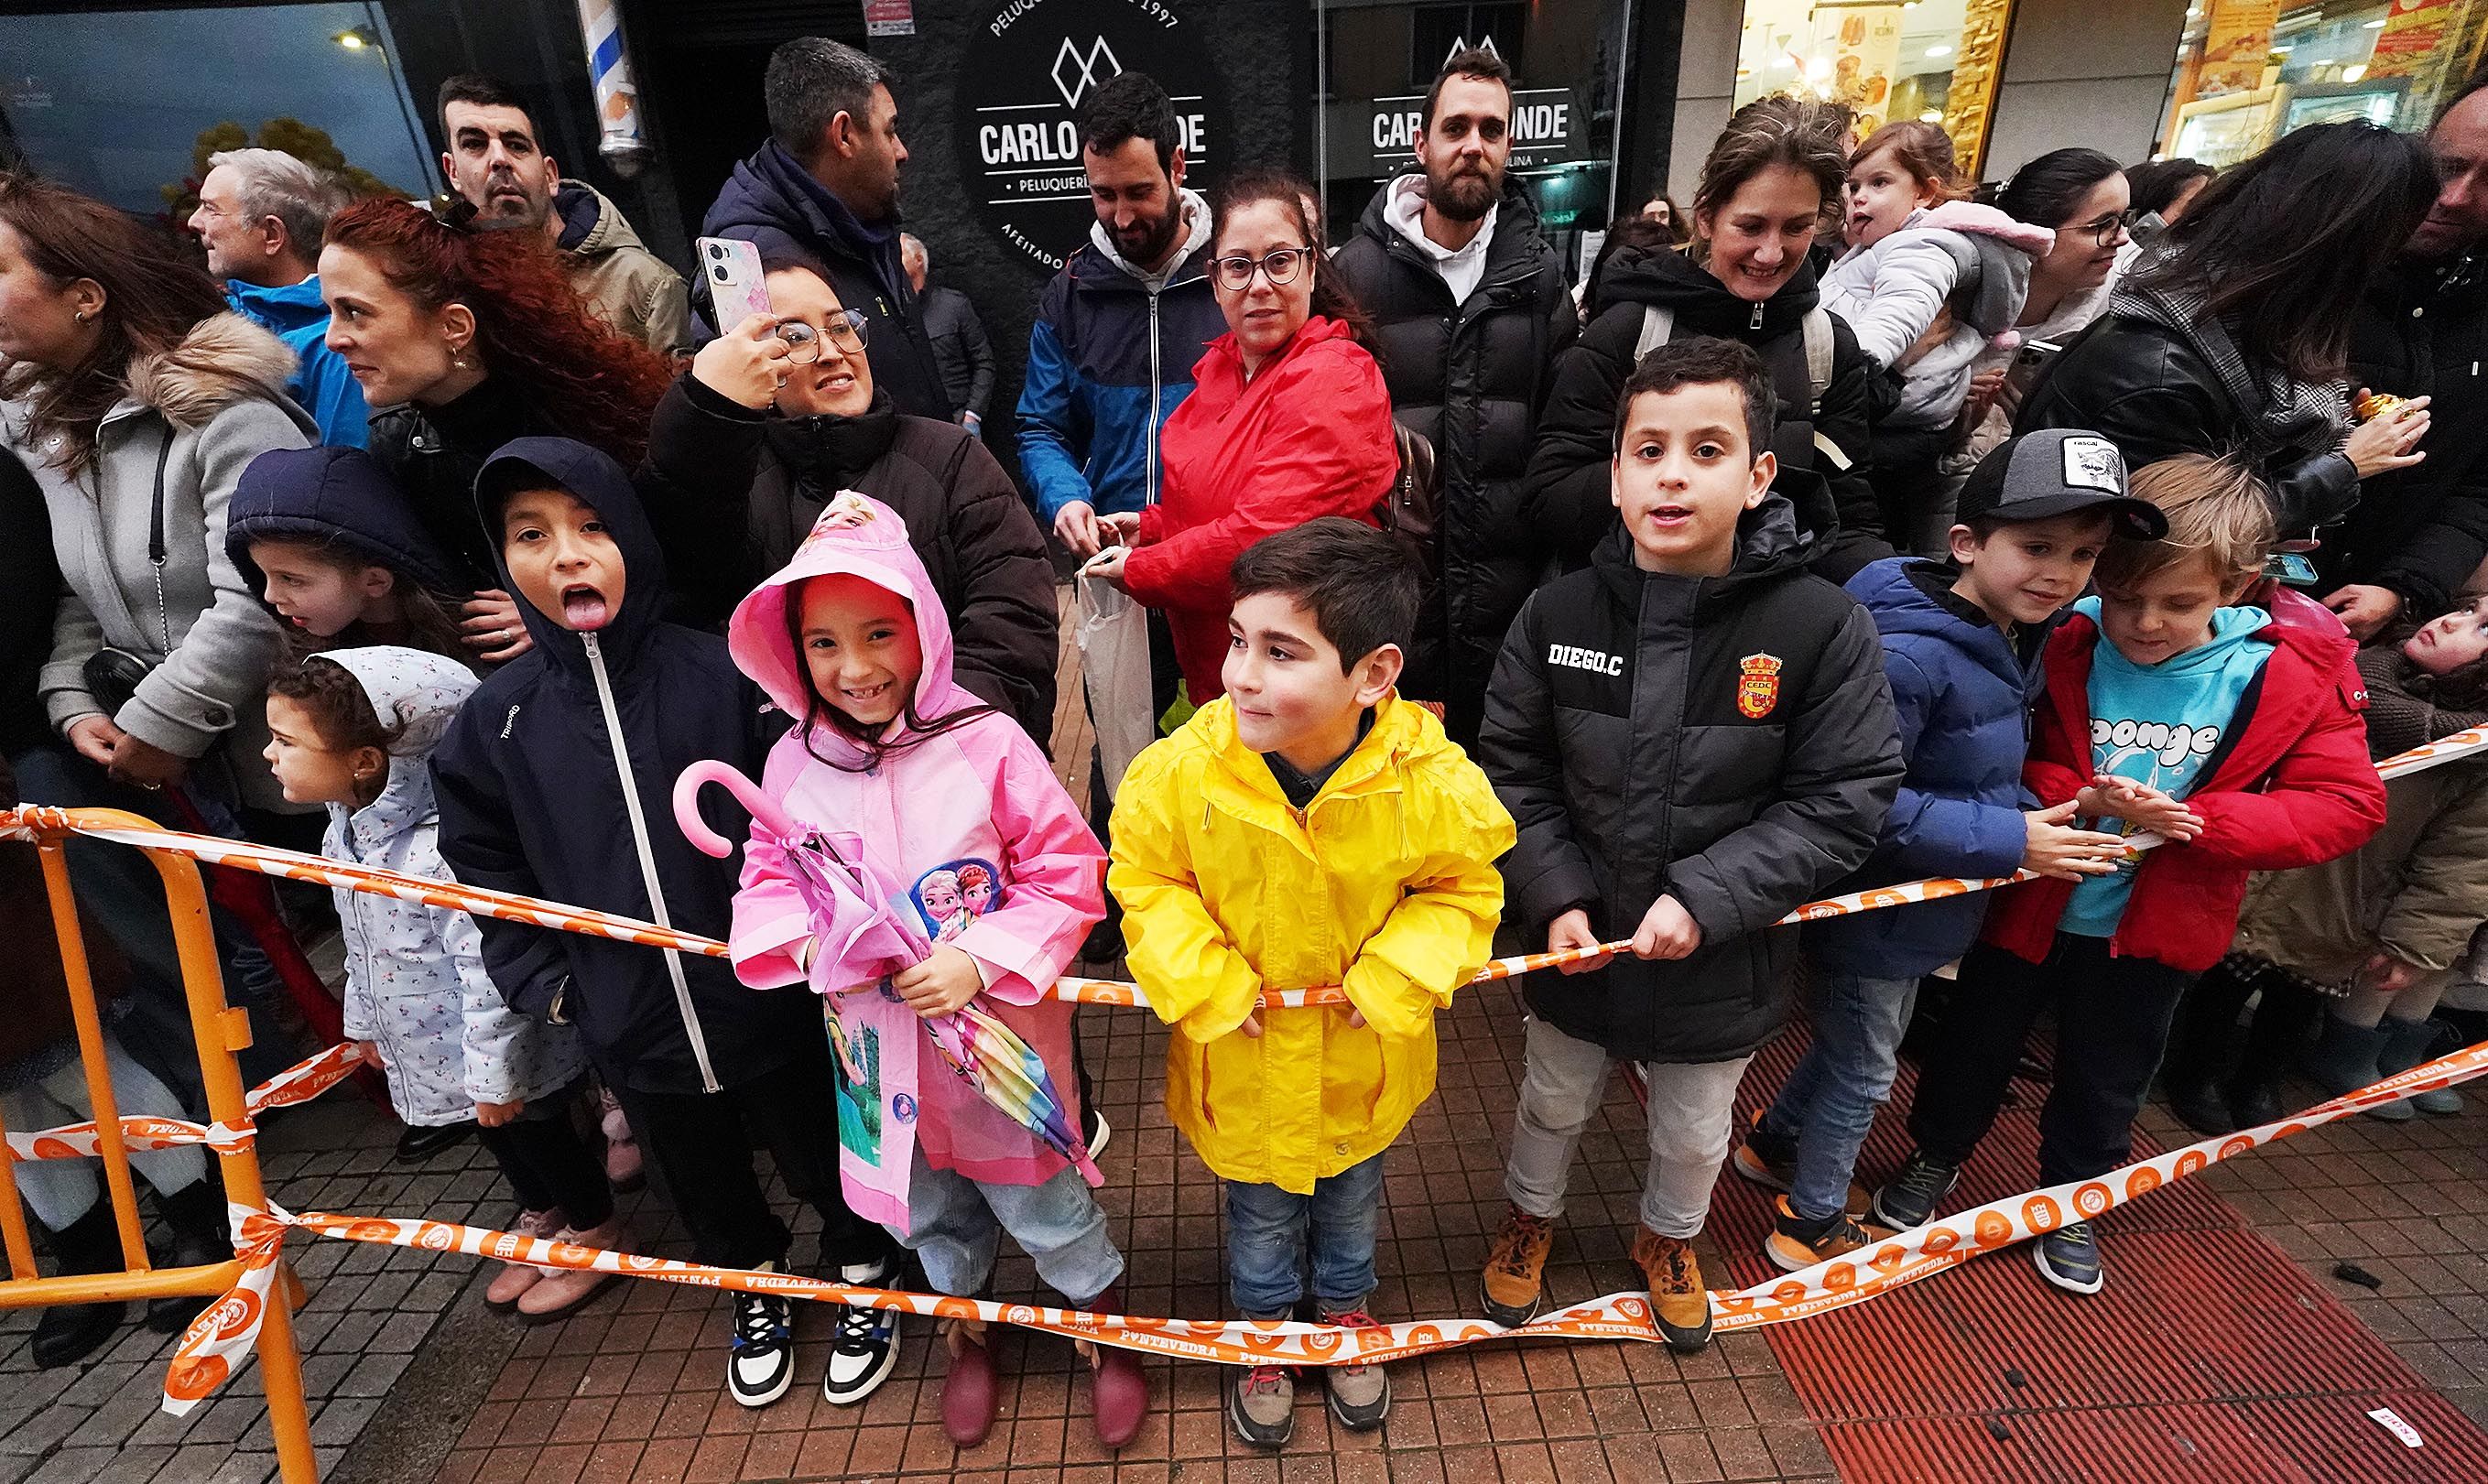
[699,141,948,421]
[429,437,815,1095]
[224,445,463,599]
[1804,557,2048,979]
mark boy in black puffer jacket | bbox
[431,438,902,1413]
[1475,338,1902,1352]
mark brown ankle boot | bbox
[1630,1225,1713,1354]
[1480,1204,1555,1327]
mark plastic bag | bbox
[1076,570,1154,803]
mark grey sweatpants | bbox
[1502,1015,1752,1240]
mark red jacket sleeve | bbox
[1122,345,1397,612]
[2184,667,2389,872]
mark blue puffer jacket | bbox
[430,438,815,1096]
[226,277,368,449]
[1805,557,2048,979]
[1015,194,1226,522]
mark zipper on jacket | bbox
[581,632,722,1093]
[1146,290,1163,508]
[1750,302,1766,331]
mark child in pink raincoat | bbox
[722,492,1146,1452]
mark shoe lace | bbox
[832,1300,887,1351]
[1320,1308,1379,1371]
[2052,1221,2096,1251]
[1241,1364,1288,1395]
[1491,1212,1553,1276]
[733,1294,789,1351]
[1894,1155,1954,1202]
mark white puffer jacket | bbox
[323,646,586,1126]
[1822,202,2056,429]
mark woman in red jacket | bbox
[1086,168,1398,703]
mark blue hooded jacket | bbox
[429,437,811,1095]
[225,445,463,599]
[1015,200,1225,523]
[225,277,368,449]
[1805,558,2049,978]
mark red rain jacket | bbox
[1982,586,2388,973]
[1123,315,1397,700]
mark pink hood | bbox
[1920,200,2056,256]
[726,492,981,763]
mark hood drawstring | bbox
[582,632,722,1093]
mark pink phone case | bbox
[696,237,771,323]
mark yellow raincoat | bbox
[1108,694,1515,1193]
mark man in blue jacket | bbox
[1732,429,2157,1272]
[188,148,368,447]
[1016,70,1224,961]
[701,37,946,419]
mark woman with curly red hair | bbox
[321,197,693,655]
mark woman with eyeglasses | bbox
[2015,123,2439,532]
[1522,95,1890,582]
[649,262,1057,741]
[1083,168,1398,704]
[321,196,677,655]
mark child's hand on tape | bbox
[2075,776,2203,842]
[2020,800,2128,881]
[1631,894,1702,961]
[1547,909,1613,975]
[893,944,987,1019]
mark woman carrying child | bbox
[261,647,612,1318]
[723,493,1146,1450]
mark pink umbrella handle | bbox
[673,761,802,858]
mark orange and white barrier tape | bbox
[4,1042,373,1160]
[13,719,2485,1019]
[147,1036,2488,1412]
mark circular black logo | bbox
[956,0,1226,272]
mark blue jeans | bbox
[1224,1153,1385,1318]
[1759,969,1920,1221]
[896,1146,1124,1305]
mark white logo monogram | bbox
[1443,35,1505,66]
[1052,36,1122,108]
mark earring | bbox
[72,309,88,324]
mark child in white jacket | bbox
[261,647,607,1322]
[1822,121,2055,552]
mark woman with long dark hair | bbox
[1084,168,1399,702]
[321,197,678,655]
[2017,122,2439,531]
[1523,95,1889,580]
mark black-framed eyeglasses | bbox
[1211,247,1310,292]
[774,309,869,364]
[2074,209,2136,248]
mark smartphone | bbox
[2264,552,2320,587]
[696,237,771,324]
[2015,338,2064,372]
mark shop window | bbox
[2160,0,2488,165]
[0,3,432,225]
[1732,0,2017,177]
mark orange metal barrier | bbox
[0,807,318,1484]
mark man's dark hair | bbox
[436,74,538,140]
[1610,336,1776,460]
[766,37,893,159]
[1077,70,1179,175]
[1424,46,1514,129]
[1229,518,1420,673]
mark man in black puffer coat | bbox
[1331,48,1577,747]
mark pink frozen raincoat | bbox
[725,493,1106,1229]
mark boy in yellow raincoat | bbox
[1108,519,1515,1450]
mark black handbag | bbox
[80,428,175,715]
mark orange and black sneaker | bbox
[1763,1195,1874,1274]
[1730,1110,1798,1192]
[1630,1225,1714,1354]
[1479,1205,1556,1327]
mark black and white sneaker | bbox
[822,1261,901,1405]
[728,1271,797,1408]
[1868,1151,1961,1232]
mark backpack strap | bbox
[1634,305,1675,363]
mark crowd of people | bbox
[4,30,2486,1460]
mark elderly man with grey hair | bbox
[901,233,995,433]
[699,35,945,417]
[186,147,368,445]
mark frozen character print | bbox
[909,858,1004,943]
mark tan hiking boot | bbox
[1631,1226,1714,1354]
[1480,1204,1556,1327]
